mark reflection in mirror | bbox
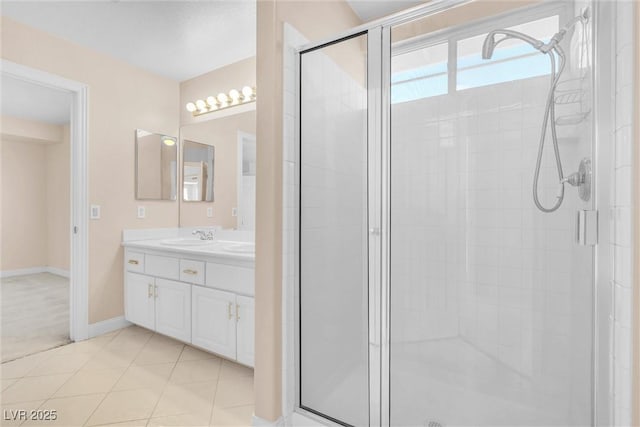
[178,110,256,229]
[135,129,177,200]
[237,132,256,230]
[182,140,215,202]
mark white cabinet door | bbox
[235,295,254,367]
[191,286,236,360]
[125,272,155,331]
[155,279,191,342]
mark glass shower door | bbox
[298,33,369,426]
[388,4,594,426]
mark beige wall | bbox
[255,0,362,421]
[46,125,70,271]
[633,2,639,425]
[1,118,69,272]
[1,116,65,143]
[178,57,256,229]
[1,136,48,270]
[180,57,256,127]
[2,17,180,323]
[179,110,256,228]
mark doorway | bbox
[1,60,89,360]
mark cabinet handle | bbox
[154,285,158,299]
[148,283,153,298]
[183,269,198,275]
[236,303,240,322]
[228,302,233,320]
[128,259,139,265]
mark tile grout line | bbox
[14,328,124,427]
[207,358,224,426]
[82,328,155,427]
[144,337,187,427]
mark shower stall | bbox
[294,1,624,426]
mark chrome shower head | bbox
[481,29,546,60]
[481,32,496,59]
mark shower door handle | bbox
[576,209,598,246]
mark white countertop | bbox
[122,238,255,263]
[121,227,255,264]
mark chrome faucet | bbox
[192,229,215,240]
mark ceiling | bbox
[1,1,256,82]
[2,75,72,125]
[346,0,427,22]
[0,1,423,83]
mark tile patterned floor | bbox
[0,326,254,426]
[1,273,70,362]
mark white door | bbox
[235,295,254,367]
[155,279,191,342]
[125,272,155,330]
[191,286,236,360]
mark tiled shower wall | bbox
[391,71,592,410]
[612,1,634,425]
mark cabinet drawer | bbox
[145,254,179,280]
[205,263,254,296]
[180,259,205,285]
[125,251,145,273]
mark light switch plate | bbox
[206,207,213,218]
[90,205,101,220]
[137,206,146,219]
[232,207,238,217]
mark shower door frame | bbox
[294,0,610,425]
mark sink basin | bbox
[160,238,215,247]
[221,243,255,254]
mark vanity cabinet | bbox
[191,287,255,366]
[192,286,237,359]
[235,295,255,366]
[125,272,155,330]
[123,247,254,367]
[154,279,191,342]
[124,272,191,343]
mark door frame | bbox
[2,59,89,341]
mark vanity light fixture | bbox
[185,86,256,117]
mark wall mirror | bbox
[237,132,256,230]
[135,129,177,200]
[182,140,215,202]
[179,110,256,229]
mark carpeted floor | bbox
[1,272,70,362]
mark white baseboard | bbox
[253,415,285,427]
[0,266,70,279]
[1,267,46,278]
[45,267,70,278]
[88,316,131,338]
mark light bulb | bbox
[242,86,253,100]
[162,136,176,146]
[195,99,206,110]
[206,96,218,108]
[229,89,240,103]
[186,102,196,112]
[217,93,229,104]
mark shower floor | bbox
[390,338,585,426]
